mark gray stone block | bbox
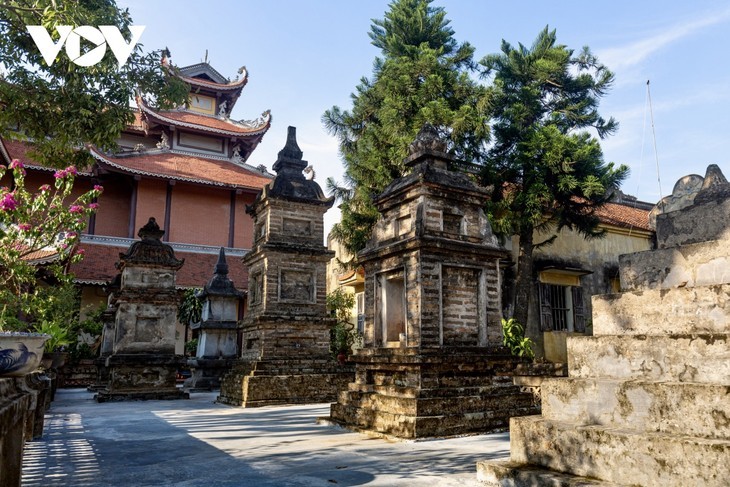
[567,334,729,384]
[509,416,730,487]
[591,284,730,335]
[477,460,621,486]
[619,239,730,291]
[540,378,729,438]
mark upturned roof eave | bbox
[135,96,271,139]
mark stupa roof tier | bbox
[136,96,271,138]
[89,147,271,190]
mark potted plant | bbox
[0,331,49,377]
[34,321,72,369]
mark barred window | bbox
[539,283,585,332]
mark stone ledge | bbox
[567,333,729,383]
[619,239,730,291]
[476,460,620,486]
[509,416,730,487]
[591,284,730,336]
[540,378,730,438]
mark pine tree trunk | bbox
[513,228,534,329]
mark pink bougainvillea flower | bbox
[93,185,104,192]
[0,193,17,211]
[17,223,31,231]
[9,159,23,169]
[39,184,51,192]
[74,248,86,256]
[69,205,85,213]
[88,203,100,210]
[65,166,78,176]
[54,169,67,179]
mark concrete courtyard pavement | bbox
[22,388,511,487]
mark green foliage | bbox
[326,288,356,325]
[0,0,189,168]
[65,303,105,362]
[178,288,202,325]
[479,27,629,325]
[324,0,489,257]
[501,318,534,360]
[185,338,198,356]
[480,26,628,239]
[0,161,101,330]
[77,304,105,337]
[33,320,71,353]
[326,289,359,357]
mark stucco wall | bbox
[506,225,654,357]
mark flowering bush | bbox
[0,159,102,331]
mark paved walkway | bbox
[22,388,509,486]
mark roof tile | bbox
[71,243,249,289]
[90,148,271,190]
[595,202,652,232]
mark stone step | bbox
[476,460,622,486]
[509,416,730,487]
[567,334,729,383]
[539,378,729,439]
[329,402,536,439]
[591,284,730,336]
[337,386,536,416]
[346,381,524,399]
[619,239,730,291]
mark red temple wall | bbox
[168,183,230,246]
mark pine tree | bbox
[480,26,629,331]
[323,0,489,257]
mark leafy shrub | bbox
[501,318,535,360]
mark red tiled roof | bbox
[0,138,94,174]
[89,147,271,190]
[137,97,270,137]
[71,242,249,289]
[595,202,651,232]
[21,248,61,264]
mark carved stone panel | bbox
[134,317,160,342]
[279,269,314,302]
[282,217,312,237]
[249,270,263,306]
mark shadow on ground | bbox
[23,389,510,487]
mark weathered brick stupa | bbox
[328,125,538,439]
[185,248,243,391]
[218,127,354,407]
[478,165,730,486]
[95,218,188,402]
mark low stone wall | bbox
[57,360,97,388]
[0,372,52,487]
[329,348,540,439]
[218,357,355,407]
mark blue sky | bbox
[120,0,730,234]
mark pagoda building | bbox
[0,61,273,350]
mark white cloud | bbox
[597,7,730,70]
